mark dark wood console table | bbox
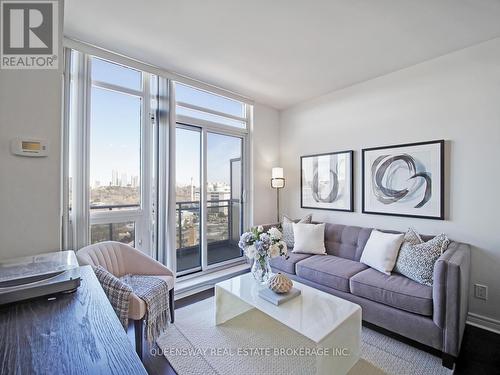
[0,265,146,374]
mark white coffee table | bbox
[215,273,361,375]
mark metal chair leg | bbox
[134,319,143,360]
[169,288,175,323]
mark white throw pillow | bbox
[282,214,312,248]
[292,223,326,255]
[360,230,405,275]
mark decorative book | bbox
[258,287,301,305]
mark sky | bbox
[175,129,241,186]
[90,86,141,185]
[89,57,243,187]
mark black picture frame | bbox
[300,150,354,212]
[362,140,445,220]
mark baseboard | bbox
[466,312,500,335]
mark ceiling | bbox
[64,0,500,109]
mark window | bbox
[65,52,156,253]
[176,83,247,129]
[88,57,149,247]
[91,58,142,90]
[89,86,142,210]
[176,83,245,118]
[64,46,251,276]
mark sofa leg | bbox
[134,319,143,360]
[169,288,175,323]
[442,353,456,369]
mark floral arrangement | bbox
[239,225,287,282]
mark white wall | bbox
[279,38,500,324]
[0,1,63,259]
[251,103,280,225]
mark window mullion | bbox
[139,73,152,254]
[201,128,208,270]
[73,52,92,249]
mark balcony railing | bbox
[176,199,242,271]
[88,204,138,246]
[90,221,135,246]
[87,199,242,271]
[176,199,240,248]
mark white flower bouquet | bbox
[239,225,287,282]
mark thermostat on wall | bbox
[10,138,48,157]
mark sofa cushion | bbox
[269,252,311,275]
[350,268,433,316]
[323,223,373,261]
[296,255,368,292]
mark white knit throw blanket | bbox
[121,275,170,344]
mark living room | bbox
[0,1,499,374]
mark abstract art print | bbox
[301,150,353,212]
[362,140,444,220]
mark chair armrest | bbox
[433,241,471,356]
[122,246,175,278]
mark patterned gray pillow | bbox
[282,214,312,249]
[394,228,450,286]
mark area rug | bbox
[157,298,451,375]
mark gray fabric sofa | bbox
[265,221,470,368]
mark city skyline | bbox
[91,168,232,189]
[91,169,140,188]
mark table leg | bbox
[215,285,255,325]
[315,308,361,375]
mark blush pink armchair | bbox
[76,241,175,358]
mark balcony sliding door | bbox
[207,132,243,265]
[172,82,249,276]
[174,126,244,275]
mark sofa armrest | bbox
[433,241,471,357]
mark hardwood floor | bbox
[455,325,500,375]
[128,288,500,375]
